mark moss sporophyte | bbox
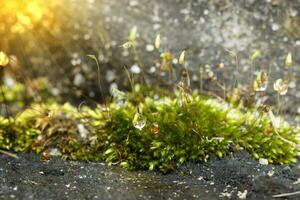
[0,88,299,173]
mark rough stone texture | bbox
[2,0,300,112]
[69,0,300,113]
[0,152,299,200]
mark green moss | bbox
[0,89,299,173]
[0,77,55,114]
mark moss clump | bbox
[0,90,299,173]
[0,77,55,114]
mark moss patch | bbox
[0,90,299,173]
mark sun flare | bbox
[1,0,47,33]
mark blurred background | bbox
[0,0,299,116]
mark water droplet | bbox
[253,80,267,92]
[253,71,268,92]
[133,113,147,130]
[151,122,160,135]
[110,86,126,106]
[273,79,288,95]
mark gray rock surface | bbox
[64,0,300,113]
[0,152,299,200]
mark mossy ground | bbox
[0,86,299,173]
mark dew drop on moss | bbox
[151,122,160,135]
[132,113,147,130]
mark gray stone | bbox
[74,0,300,113]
